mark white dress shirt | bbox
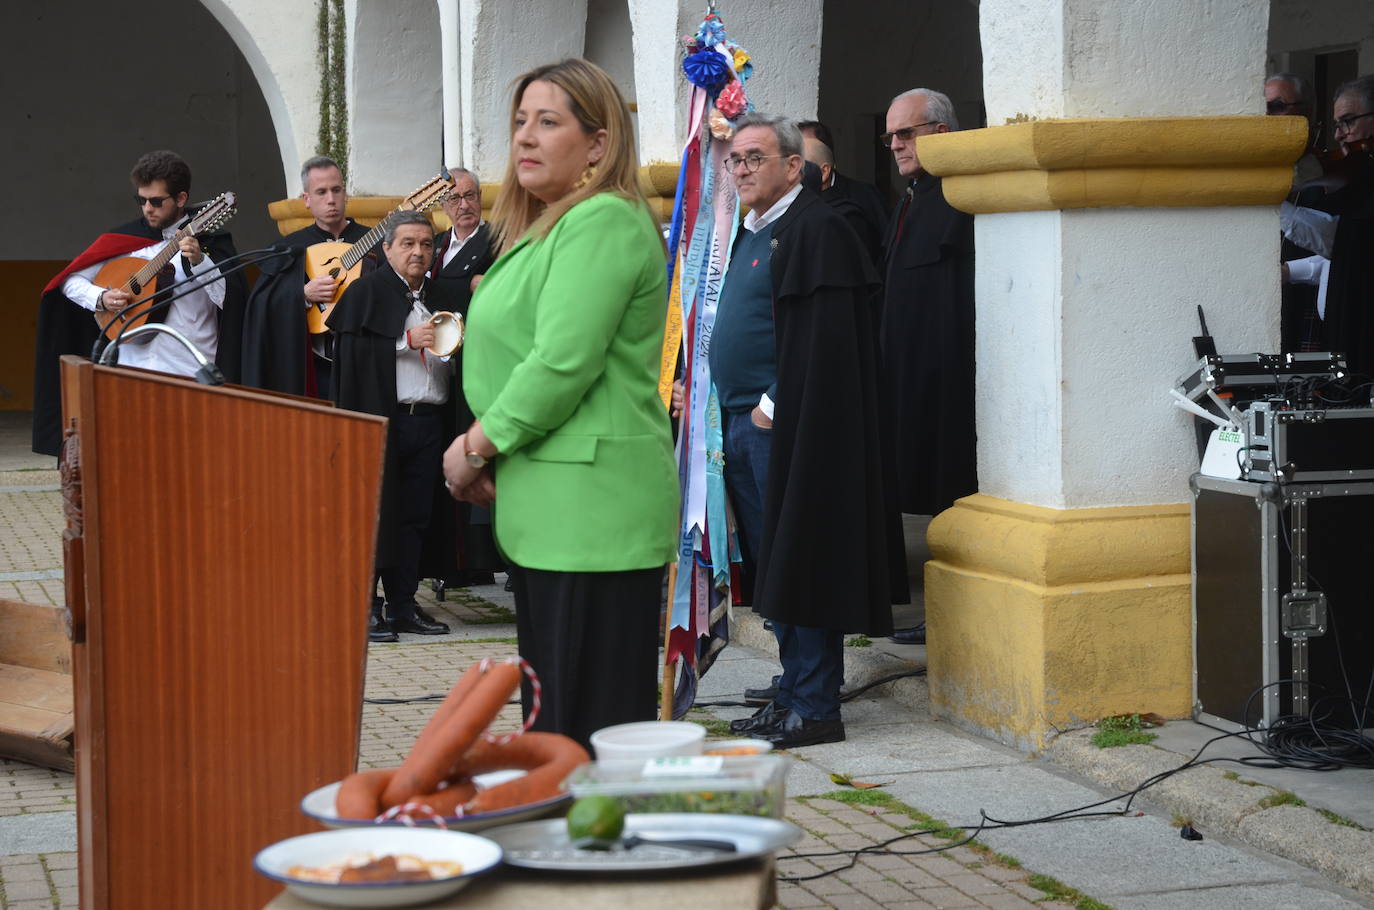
[63,225,226,377]
[391,271,452,405]
[440,221,485,271]
[742,181,803,419]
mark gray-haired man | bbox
[329,211,462,641]
[880,89,977,645]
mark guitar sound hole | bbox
[329,269,341,279]
[129,280,141,294]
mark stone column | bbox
[917,0,1307,750]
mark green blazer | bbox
[462,193,679,571]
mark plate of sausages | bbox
[301,770,571,832]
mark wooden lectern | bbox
[58,357,387,909]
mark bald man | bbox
[803,136,882,266]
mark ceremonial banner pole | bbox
[658,10,755,720]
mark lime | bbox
[566,795,625,848]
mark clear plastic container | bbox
[566,754,790,818]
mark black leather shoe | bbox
[758,711,845,748]
[391,613,450,635]
[368,613,398,643]
[889,622,926,645]
[744,675,782,705]
[413,606,451,633]
[729,701,784,734]
[762,619,774,631]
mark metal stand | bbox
[1280,492,1327,718]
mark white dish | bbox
[485,812,801,873]
[301,771,568,832]
[590,721,705,761]
[253,826,501,907]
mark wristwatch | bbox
[465,449,488,469]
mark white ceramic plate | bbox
[301,771,569,832]
[484,813,801,873]
[253,826,501,907]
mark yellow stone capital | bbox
[918,116,1309,213]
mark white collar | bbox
[743,182,802,233]
[391,267,425,299]
[450,220,484,245]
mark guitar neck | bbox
[341,216,394,270]
[127,227,192,291]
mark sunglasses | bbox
[135,194,173,208]
[1265,99,1302,114]
[879,121,941,148]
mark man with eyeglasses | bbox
[715,113,906,749]
[427,167,502,589]
[878,88,977,646]
[31,149,242,456]
[241,154,379,399]
[1310,75,1374,376]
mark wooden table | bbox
[264,858,776,909]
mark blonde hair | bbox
[490,58,650,255]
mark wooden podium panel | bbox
[59,357,387,910]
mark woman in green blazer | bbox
[442,58,678,747]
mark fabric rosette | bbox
[715,80,747,119]
[709,109,734,140]
[683,48,732,93]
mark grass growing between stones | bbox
[1316,808,1368,830]
[1028,873,1114,909]
[814,789,1021,867]
[1090,714,1157,749]
[1257,789,1306,809]
[685,708,734,738]
[845,635,872,648]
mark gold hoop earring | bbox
[573,163,597,191]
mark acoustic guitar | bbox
[93,192,239,341]
[303,173,454,334]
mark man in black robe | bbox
[718,114,906,749]
[798,121,889,261]
[329,212,463,641]
[424,167,503,587]
[31,150,245,456]
[240,155,378,398]
[1312,76,1374,377]
[880,89,977,645]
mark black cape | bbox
[753,189,908,635]
[825,171,888,268]
[1313,159,1374,377]
[31,214,245,456]
[425,222,503,575]
[239,219,374,395]
[328,268,462,574]
[880,175,977,515]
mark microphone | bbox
[97,323,226,386]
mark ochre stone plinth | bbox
[925,494,1193,751]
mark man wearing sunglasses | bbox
[31,150,242,456]
[716,114,906,749]
[1269,73,1327,353]
[879,88,977,647]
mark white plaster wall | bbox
[459,0,590,181]
[628,0,701,164]
[978,208,1279,510]
[201,0,322,195]
[3,0,285,258]
[346,0,444,194]
[710,0,822,123]
[982,0,1268,123]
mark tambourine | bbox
[428,311,465,357]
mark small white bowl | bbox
[253,827,501,907]
[590,721,705,761]
[703,738,774,756]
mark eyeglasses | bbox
[879,121,941,148]
[723,153,785,174]
[135,194,172,208]
[1333,111,1374,134]
[1265,98,1302,114]
[450,191,480,204]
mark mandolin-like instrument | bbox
[303,173,454,334]
[94,192,238,341]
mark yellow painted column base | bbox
[925,494,1193,751]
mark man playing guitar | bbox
[31,150,240,456]
[239,155,379,399]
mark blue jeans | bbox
[723,409,772,577]
[774,622,845,721]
